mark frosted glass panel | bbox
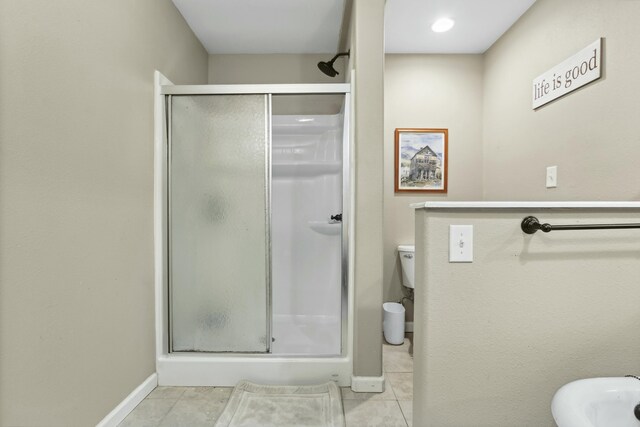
[170,95,269,352]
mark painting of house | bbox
[395,128,448,193]
[410,145,442,181]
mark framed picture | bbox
[394,128,448,193]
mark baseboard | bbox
[96,373,158,427]
[405,321,414,333]
[351,375,385,393]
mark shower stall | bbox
[154,81,352,386]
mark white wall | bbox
[0,1,208,424]
[483,0,640,200]
[414,207,640,426]
[384,55,484,313]
[271,115,343,355]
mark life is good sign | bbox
[532,38,602,109]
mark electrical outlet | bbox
[449,225,473,263]
[546,166,558,188]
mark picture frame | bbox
[394,128,448,193]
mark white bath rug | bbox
[214,380,345,427]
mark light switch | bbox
[449,225,473,263]
[546,166,558,188]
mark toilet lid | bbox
[397,245,415,252]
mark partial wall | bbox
[384,55,484,315]
[414,206,640,426]
[208,54,346,84]
[0,1,208,424]
[483,0,640,200]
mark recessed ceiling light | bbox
[431,18,455,33]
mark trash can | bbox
[383,302,405,345]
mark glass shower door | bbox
[169,95,270,353]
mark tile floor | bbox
[119,334,413,427]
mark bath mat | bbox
[214,380,345,427]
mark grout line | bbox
[341,398,347,424]
[386,378,398,400]
[395,400,410,427]
[176,387,191,401]
[154,398,181,427]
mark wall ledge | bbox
[411,201,640,210]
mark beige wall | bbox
[483,0,640,201]
[414,207,640,426]
[0,1,208,425]
[350,0,386,378]
[208,54,347,116]
[403,1,640,424]
[384,55,484,313]
[208,54,346,84]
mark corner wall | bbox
[483,0,640,201]
[0,1,208,424]
[350,0,386,379]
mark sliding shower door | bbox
[169,95,270,353]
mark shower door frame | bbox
[154,77,354,385]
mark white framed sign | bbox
[532,38,602,109]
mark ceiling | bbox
[385,0,537,54]
[171,0,345,54]
[172,0,537,55]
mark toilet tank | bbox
[397,245,415,289]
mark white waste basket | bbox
[383,302,405,345]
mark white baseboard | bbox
[351,375,385,393]
[405,321,414,333]
[96,373,158,427]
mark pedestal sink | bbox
[552,377,640,427]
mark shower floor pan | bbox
[271,314,341,356]
[157,313,349,387]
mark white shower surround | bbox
[271,113,343,356]
[153,76,354,386]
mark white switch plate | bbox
[449,225,473,263]
[546,166,558,188]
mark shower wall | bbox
[271,113,344,355]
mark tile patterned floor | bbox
[119,334,413,427]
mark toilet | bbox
[383,245,415,345]
[397,245,415,289]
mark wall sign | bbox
[532,38,602,109]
